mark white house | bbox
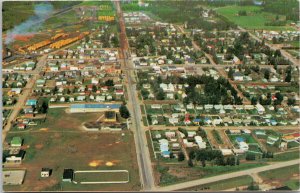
[160,83,175,92]
[233,72,244,81]
[238,141,249,151]
[195,136,206,149]
[256,103,265,114]
[169,118,179,124]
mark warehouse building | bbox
[3,170,26,185]
[70,104,121,113]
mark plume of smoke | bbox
[5,3,54,44]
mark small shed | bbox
[62,169,74,182]
[41,168,52,178]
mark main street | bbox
[115,1,155,191]
[156,159,300,191]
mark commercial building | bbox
[70,104,121,113]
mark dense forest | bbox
[262,0,299,22]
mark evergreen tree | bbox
[119,105,130,119]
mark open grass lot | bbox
[270,150,300,162]
[2,1,35,32]
[259,164,300,190]
[74,171,128,183]
[43,10,81,30]
[285,179,300,190]
[181,175,253,191]
[155,162,267,186]
[216,6,294,31]
[4,127,140,191]
[27,108,100,131]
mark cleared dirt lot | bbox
[4,108,140,191]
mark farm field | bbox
[3,130,140,191]
[216,6,294,31]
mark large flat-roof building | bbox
[70,104,121,113]
[3,170,26,185]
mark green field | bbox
[183,175,253,191]
[74,171,128,183]
[156,162,267,186]
[285,179,300,190]
[271,150,300,161]
[43,10,81,30]
[3,2,35,32]
[216,6,294,31]
[259,164,300,190]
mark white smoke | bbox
[5,3,54,44]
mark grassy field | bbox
[259,164,300,190]
[182,175,253,191]
[2,1,35,32]
[285,179,300,190]
[156,161,267,186]
[271,150,300,161]
[259,164,299,181]
[42,10,81,30]
[4,108,140,191]
[216,6,294,31]
[74,171,128,183]
[24,108,100,131]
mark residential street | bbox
[2,55,48,141]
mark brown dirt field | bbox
[4,131,141,191]
[218,129,234,149]
[35,144,44,149]
[277,129,298,135]
[206,130,221,149]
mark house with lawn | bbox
[236,137,249,151]
[10,137,22,147]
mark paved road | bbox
[2,55,48,141]
[156,159,300,191]
[115,1,155,190]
